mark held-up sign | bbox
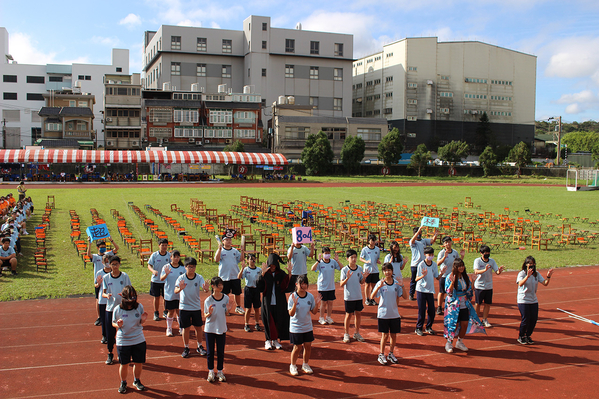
[420,217,440,228]
[86,223,111,240]
[292,226,313,244]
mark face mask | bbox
[482,254,490,260]
[426,255,434,262]
[99,248,106,254]
[417,235,422,240]
[323,253,331,260]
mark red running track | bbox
[1,266,598,398]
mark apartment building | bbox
[104,73,142,149]
[1,27,129,148]
[142,16,353,121]
[352,37,536,150]
[38,89,95,147]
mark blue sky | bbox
[2,0,598,123]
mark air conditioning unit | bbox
[204,139,210,143]
[471,110,478,115]
[106,140,114,146]
[195,140,203,146]
[427,80,434,85]
[225,139,232,144]
[188,138,195,143]
[163,138,169,143]
[426,109,433,114]
[106,117,112,122]
[255,137,262,142]
[131,140,139,146]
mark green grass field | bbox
[1,180,597,301]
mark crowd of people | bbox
[0,182,34,277]
[89,228,555,394]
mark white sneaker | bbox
[483,319,492,328]
[325,316,334,325]
[387,353,398,364]
[289,364,299,376]
[455,339,468,351]
[343,333,350,343]
[166,328,173,337]
[207,370,215,382]
[445,341,454,353]
[265,340,273,350]
[22,231,29,235]
[353,332,365,342]
[235,306,245,315]
[318,317,326,325]
[273,340,283,350]
[377,353,387,365]
[217,370,226,382]
[302,363,313,374]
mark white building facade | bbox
[143,16,353,121]
[1,27,129,148]
[352,37,537,150]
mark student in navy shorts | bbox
[238,253,263,332]
[288,275,321,375]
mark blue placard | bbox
[86,223,111,240]
[420,217,440,228]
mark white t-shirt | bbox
[410,238,432,267]
[148,251,171,284]
[384,253,404,284]
[360,245,381,274]
[416,260,439,294]
[437,248,459,278]
[374,279,403,319]
[176,273,205,311]
[204,294,229,334]
[161,264,185,301]
[473,257,499,290]
[288,245,311,276]
[92,250,114,283]
[517,270,545,304]
[340,265,364,301]
[103,272,132,312]
[218,247,241,281]
[288,292,316,333]
[314,259,341,292]
[241,266,262,288]
[113,304,146,346]
[95,268,111,305]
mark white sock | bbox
[166,317,173,330]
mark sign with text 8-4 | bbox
[292,227,313,244]
[86,223,111,240]
[420,217,440,228]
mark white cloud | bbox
[545,37,599,79]
[91,36,121,47]
[555,90,599,114]
[145,0,243,28]
[119,13,142,28]
[8,32,89,65]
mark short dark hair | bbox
[184,257,197,267]
[346,249,357,258]
[368,233,377,242]
[322,246,331,253]
[171,249,181,257]
[158,238,169,245]
[479,245,491,254]
[96,240,106,247]
[1,237,10,244]
[382,262,393,272]
[109,255,121,264]
[442,236,452,243]
[423,246,434,255]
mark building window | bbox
[27,93,45,101]
[234,111,256,123]
[197,64,206,77]
[248,68,251,77]
[366,96,373,101]
[408,83,418,88]
[285,39,295,53]
[334,68,343,81]
[407,116,417,121]
[408,66,417,71]
[365,111,373,116]
[386,52,393,57]
[373,110,380,115]
[285,65,294,78]
[333,98,342,111]
[222,65,231,78]
[171,36,181,50]
[48,76,62,82]
[3,75,17,83]
[209,110,233,124]
[385,92,393,98]
[26,76,45,84]
[69,100,76,106]
[116,67,122,72]
[262,40,267,49]
[383,108,392,114]
[171,62,181,76]
[85,75,91,80]
[439,92,453,97]
[334,43,343,57]
[284,126,310,139]
[3,92,17,100]
[309,67,319,80]
[174,109,200,123]
[440,108,450,113]
[309,97,319,107]
[222,39,232,53]
[197,37,207,52]
[262,68,267,77]
[407,99,417,104]
[441,75,450,80]
[374,94,380,100]
[262,22,267,31]
[366,81,373,86]
[310,41,319,55]
[355,83,362,89]
[386,76,393,82]
[235,129,256,139]
[465,77,487,83]
[78,75,85,80]
[78,101,88,107]
[356,128,381,141]
[374,79,381,85]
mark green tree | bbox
[478,146,498,177]
[561,131,599,154]
[475,112,492,151]
[300,131,334,175]
[377,128,404,167]
[341,135,365,175]
[408,144,432,177]
[223,140,245,152]
[507,141,531,177]
[437,140,470,164]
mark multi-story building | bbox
[104,73,142,149]
[37,89,95,147]
[272,99,388,162]
[143,84,262,148]
[1,27,129,148]
[352,37,536,150]
[142,16,353,122]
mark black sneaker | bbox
[153,311,160,321]
[425,328,436,335]
[133,379,145,391]
[409,295,416,301]
[106,353,114,365]
[94,317,102,326]
[163,310,168,318]
[415,329,424,336]
[118,381,127,394]
[182,347,190,358]
[436,306,443,315]
[254,324,263,331]
[244,324,251,332]
[197,344,207,356]
[101,336,107,344]
[526,336,535,345]
[11,270,17,276]
[517,336,527,345]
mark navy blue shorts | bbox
[475,289,493,305]
[94,286,101,298]
[438,277,447,294]
[179,309,203,329]
[290,331,314,345]
[223,279,242,296]
[344,300,364,314]
[365,273,380,284]
[458,308,469,322]
[243,286,261,309]
[149,282,165,297]
[165,299,180,310]
[318,290,336,302]
[117,341,146,364]
[378,317,401,334]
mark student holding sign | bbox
[409,226,438,301]
[286,231,315,293]
[88,236,119,326]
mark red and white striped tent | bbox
[0,149,288,165]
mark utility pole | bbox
[2,118,6,149]
[556,116,562,165]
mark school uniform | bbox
[148,251,171,297]
[361,245,381,284]
[384,254,404,285]
[314,259,341,301]
[409,238,432,297]
[287,245,311,292]
[176,273,205,328]
[241,266,262,309]
[437,249,459,293]
[340,265,364,313]
[204,294,229,371]
[113,304,146,365]
[95,268,111,338]
[218,247,242,295]
[288,292,316,345]
[103,271,132,353]
[473,257,499,304]
[415,260,439,330]
[516,271,545,338]
[374,279,403,333]
[161,264,185,309]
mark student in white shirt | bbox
[473,245,505,327]
[238,253,263,332]
[215,232,244,315]
[360,234,381,306]
[160,250,185,337]
[311,247,341,325]
[204,276,231,382]
[147,238,170,321]
[340,249,369,343]
[415,246,440,336]
[436,236,464,315]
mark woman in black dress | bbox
[258,253,290,350]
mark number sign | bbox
[292,227,313,244]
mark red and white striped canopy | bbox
[0,149,288,165]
